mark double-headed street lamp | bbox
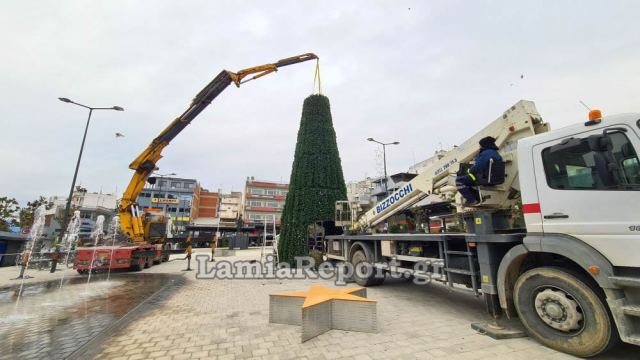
[58,97,124,233]
[367,138,400,197]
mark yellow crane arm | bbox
[119,53,318,242]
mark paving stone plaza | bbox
[1,248,637,360]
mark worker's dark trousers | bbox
[456,175,478,203]
[50,260,58,273]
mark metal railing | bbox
[3,251,76,269]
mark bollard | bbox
[183,238,193,271]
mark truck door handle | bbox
[544,213,569,219]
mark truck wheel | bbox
[350,250,384,287]
[132,257,144,271]
[513,267,618,357]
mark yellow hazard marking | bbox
[475,218,482,225]
[482,275,489,283]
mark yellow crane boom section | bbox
[119,53,318,243]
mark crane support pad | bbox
[471,318,527,340]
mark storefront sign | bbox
[151,198,179,204]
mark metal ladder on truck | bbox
[442,235,480,295]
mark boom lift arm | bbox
[119,53,318,242]
[356,100,549,230]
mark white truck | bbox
[326,100,640,357]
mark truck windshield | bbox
[542,132,640,190]
[149,223,166,237]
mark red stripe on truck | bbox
[522,203,541,214]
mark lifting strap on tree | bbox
[312,59,322,95]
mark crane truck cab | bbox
[518,111,640,261]
[499,111,640,354]
[327,104,640,357]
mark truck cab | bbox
[519,112,640,267]
[509,111,640,352]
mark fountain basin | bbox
[0,273,180,359]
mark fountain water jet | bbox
[106,215,120,282]
[15,205,47,305]
[59,211,81,289]
[86,215,105,288]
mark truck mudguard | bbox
[497,234,616,314]
[349,241,376,262]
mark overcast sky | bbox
[1,1,639,205]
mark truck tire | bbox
[350,250,384,287]
[132,257,145,271]
[513,267,618,357]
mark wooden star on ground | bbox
[269,285,378,342]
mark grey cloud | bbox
[1,0,639,205]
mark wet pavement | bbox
[0,273,179,360]
[1,250,638,359]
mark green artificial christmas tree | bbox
[278,94,347,265]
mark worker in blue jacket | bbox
[456,136,502,205]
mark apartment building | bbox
[137,176,197,234]
[243,177,288,226]
[346,177,375,213]
[219,191,243,224]
[45,189,118,240]
[192,189,218,219]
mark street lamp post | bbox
[367,138,400,197]
[58,97,124,234]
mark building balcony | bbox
[245,206,281,212]
[246,181,288,189]
[246,219,281,226]
[245,194,285,201]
